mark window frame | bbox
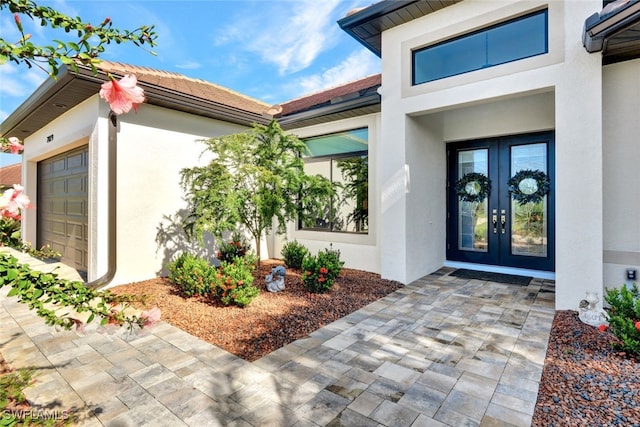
[412,9,548,85]
[299,128,369,234]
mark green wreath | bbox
[455,172,490,203]
[508,169,550,204]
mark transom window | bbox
[413,9,548,85]
[300,128,368,233]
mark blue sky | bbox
[0,0,381,166]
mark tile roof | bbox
[279,74,381,116]
[0,163,21,187]
[96,61,270,115]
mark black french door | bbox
[447,132,555,271]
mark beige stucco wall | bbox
[23,95,250,286]
[377,0,603,309]
[602,58,640,290]
[111,103,248,285]
[276,114,381,274]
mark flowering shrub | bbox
[604,283,640,355]
[167,252,216,297]
[99,74,146,115]
[213,255,259,307]
[167,253,259,307]
[281,240,308,270]
[0,253,159,333]
[301,247,344,293]
[217,231,250,264]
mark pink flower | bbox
[141,307,161,327]
[7,137,23,154]
[635,321,640,332]
[598,324,607,332]
[99,74,145,115]
[0,184,31,220]
[71,318,86,335]
[319,267,328,274]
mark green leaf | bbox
[6,287,18,297]
[87,313,95,324]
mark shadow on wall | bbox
[155,209,217,277]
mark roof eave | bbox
[338,1,419,57]
[278,91,381,128]
[583,0,640,53]
[1,64,267,139]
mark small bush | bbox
[0,218,61,260]
[217,231,250,264]
[301,247,345,293]
[213,255,259,307]
[167,253,217,297]
[281,240,308,269]
[605,283,640,355]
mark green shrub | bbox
[167,253,216,297]
[604,283,640,355]
[0,218,61,260]
[281,240,308,269]
[0,217,21,248]
[217,231,250,264]
[213,255,259,307]
[301,247,344,293]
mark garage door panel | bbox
[38,146,88,277]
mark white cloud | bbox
[214,0,345,75]
[293,49,380,96]
[0,63,48,116]
[175,61,202,70]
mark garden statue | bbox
[266,265,286,292]
[578,291,608,327]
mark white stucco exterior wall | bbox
[111,103,248,285]
[376,0,603,309]
[22,95,251,287]
[602,58,640,291]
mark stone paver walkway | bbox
[0,251,555,426]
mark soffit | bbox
[338,0,462,56]
[1,62,270,140]
[583,0,640,64]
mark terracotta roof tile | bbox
[0,163,21,187]
[279,74,381,116]
[96,61,270,115]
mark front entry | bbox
[447,132,555,271]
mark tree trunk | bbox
[254,234,261,267]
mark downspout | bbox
[86,111,117,289]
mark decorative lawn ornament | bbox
[266,265,286,292]
[455,172,490,203]
[508,169,550,205]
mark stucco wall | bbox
[378,0,603,309]
[275,114,380,274]
[111,103,248,285]
[603,58,640,290]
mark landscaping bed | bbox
[111,260,403,362]
[532,310,640,426]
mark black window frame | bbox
[299,128,369,234]
[412,9,548,85]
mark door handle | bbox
[500,209,506,234]
[492,214,498,234]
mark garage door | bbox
[37,146,88,278]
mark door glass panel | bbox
[458,149,488,252]
[510,143,547,257]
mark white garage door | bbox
[37,146,88,278]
